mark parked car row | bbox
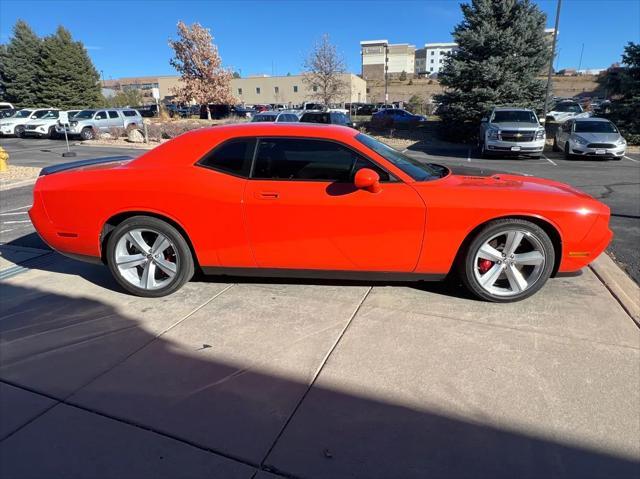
[0,107,143,139]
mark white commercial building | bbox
[423,42,458,75]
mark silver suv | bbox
[59,108,142,140]
[479,107,546,158]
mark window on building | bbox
[293,85,298,93]
[313,86,318,92]
[366,88,370,94]
[430,59,434,64]
[238,88,243,95]
[439,59,443,63]
[256,87,261,94]
[274,86,279,94]
[197,138,256,178]
[431,51,435,55]
[430,67,434,72]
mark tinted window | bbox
[108,111,119,119]
[198,138,256,177]
[252,114,277,122]
[331,113,348,125]
[74,110,95,119]
[123,110,137,117]
[253,139,357,181]
[574,121,618,133]
[492,110,537,123]
[554,103,581,113]
[95,111,107,120]
[300,113,330,124]
[276,114,298,122]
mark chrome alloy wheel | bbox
[473,229,546,297]
[114,228,179,290]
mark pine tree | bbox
[603,42,640,144]
[37,26,101,109]
[0,44,8,101]
[436,0,551,139]
[3,20,42,107]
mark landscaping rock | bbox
[127,129,145,143]
[99,133,113,140]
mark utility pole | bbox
[384,44,389,106]
[577,43,584,72]
[543,0,562,123]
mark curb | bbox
[590,253,640,327]
[0,177,38,191]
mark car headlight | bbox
[616,137,627,145]
[70,121,78,127]
[573,135,588,146]
[487,129,500,140]
[535,129,545,140]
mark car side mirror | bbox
[354,168,381,193]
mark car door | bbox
[107,110,122,128]
[94,110,109,131]
[557,119,573,146]
[243,137,426,271]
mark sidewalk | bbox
[0,253,638,478]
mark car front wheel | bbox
[14,125,25,137]
[459,219,555,302]
[106,216,194,297]
[81,127,95,140]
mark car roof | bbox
[202,122,357,138]
[493,107,533,112]
[573,117,610,122]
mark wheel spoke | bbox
[504,231,524,256]
[505,264,528,293]
[141,261,156,289]
[127,230,150,254]
[116,254,146,269]
[154,257,176,277]
[478,243,503,262]
[151,235,170,255]
[480,263,503,288]
[513,251,544,266]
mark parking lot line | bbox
[1,220,31,225]
[467,149,471,162]
[0,205,31,213]
[624,156,639,163]
[542,155,557,166]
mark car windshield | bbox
[74,110,95,119]
[492,110,537,123]
[574,121,618,133]
[252,115,277,122]
[356,133,447,181]
[32,110,56,119]
[13,110,33,119]
[553,103,581,113]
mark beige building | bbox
[104,73,366,106]
[360,40,416,81]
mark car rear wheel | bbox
[552,136,560,152]
[564,142,572,160]
[459,219,555,302]
[48,126,58,139]
[106,216,194,297]
[14,125,25,137]
[81,127,95,140]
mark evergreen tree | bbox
[37,26,101,108]
[3,20,42,106]
[0,44,8,101]
[435,0,551,139]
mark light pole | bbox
[543,0,562,123]
[384,44,389,106]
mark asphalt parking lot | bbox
[1,136,639,478]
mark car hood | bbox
[573,132,620,143]
[491,122,540,130]
[25,118,58,125]
[1,117,31,124]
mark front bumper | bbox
[23,126,51,137]
[570,144,626,158]
[0,125,18,135]
[486,138,545,155]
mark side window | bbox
[253,139,357,182]
[562,120,572,132]
[95,111,107,120]
[353,156,391,182]
[197,138,256,178]
[108,110,119,119]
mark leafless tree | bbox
[169,22,235,119]
[302,34,348,106]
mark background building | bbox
[360,40,416,80]
[423,43,459,75]
[103,73,366,106]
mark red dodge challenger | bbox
[29,123,612,302]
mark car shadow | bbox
[0,281,637,478]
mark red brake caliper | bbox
[478,259,494,274]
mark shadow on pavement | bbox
[0,282,638,478]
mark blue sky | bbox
[1,0,638,79]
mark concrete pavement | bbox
[0,252,638,478]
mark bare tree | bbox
[169,21,235,119]
[303,34,348,106]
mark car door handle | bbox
[257,191,279,199]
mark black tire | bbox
[480,140,491,158]
[552,137,560,152]
[564,141,572,160]
[48,126,58,139]
[458,218,555,303]
[14,125,25,137]
[80,127,95,140]
[106,216,194,297]
[530,155,541,159]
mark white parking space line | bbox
[467,148,471,162]
[542,155,557,166]
[0,205,31,213]
[624,155,639,163]
[1,220,31,225]
[0,229,14,234]
[0,212,28,216]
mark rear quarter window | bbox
[122,110,138,117]
[197,138,256,178]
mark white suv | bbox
[23,110,73,138]
[58,108,142,140]
[0,108,58,137]
[479,107,546,158]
